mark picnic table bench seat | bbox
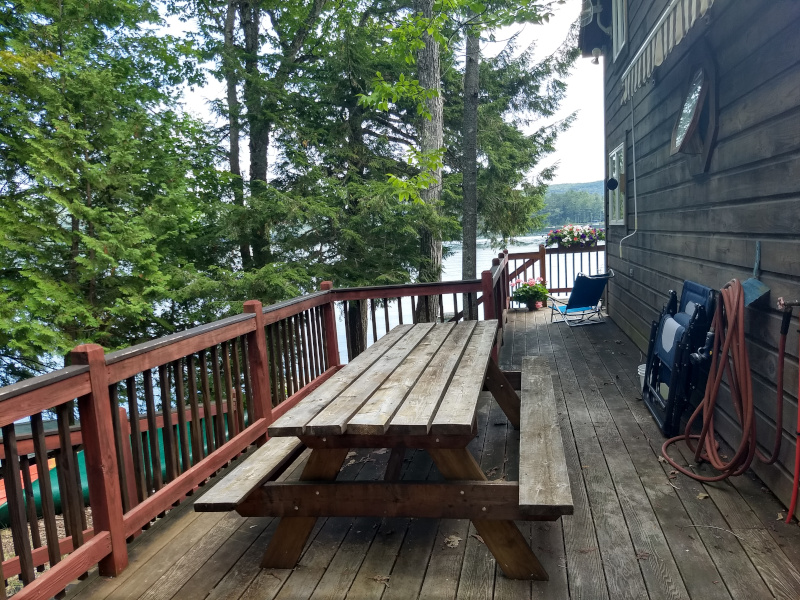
[194,437,305,512]
[518,356,573,518]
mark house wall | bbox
[602,0,800,511]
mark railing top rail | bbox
[543,243,606,255]
[0,364,90,404]
[331,279,482,300]
[105,312,257,384]
[262,290,329,315]
[105,312,256,366]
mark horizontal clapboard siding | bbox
[603,0,800,514]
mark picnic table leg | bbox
[428,447,548,580]
[384,448,405,481]
[260,447,348,568]
[484,358,521,429]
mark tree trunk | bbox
[462,29,479,320]
[239,1,271,269]
[414,0,443,323]
[224,0,252,269]
[346,300,367,359]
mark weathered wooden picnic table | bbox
[196,320,572,580]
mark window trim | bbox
[608,143,626,226]
[612,0,627,60]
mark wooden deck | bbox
[65,310,800,600]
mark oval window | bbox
[671,68,707,154]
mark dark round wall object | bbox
[606,177,619,191]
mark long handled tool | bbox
[743,241,770,306]
[779,297,800,523]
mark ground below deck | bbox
[66,310,800,600]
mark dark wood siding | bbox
[603,0,800,513]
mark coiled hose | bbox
[662,279,784,482]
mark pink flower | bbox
[527,278,535,285]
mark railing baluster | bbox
[187,355,203,463]
[211,346,225,448]
[20,454,44,572]
[439,295,445,322]
[240,337,253,427]
[222,341,237,436]
[230,342,246,433]
[299,312,311,383]
[172,359,191,472]
[3,423,35,584]
[143,370,163,490]
[108,384,131,512]
[198,350,216,453]
[410,295,417,323]
[30,414,61,569]
[56,403,84,547]
[126,377,147,499]
[370,299,378,343]
[282,319,296,395]
[307,310,320,378]
[159,365,177,483]
[383,298,390,333]
[293,315,305,389]
[397,297,403,324]
[3,424,35,584]
[343,301,352,362]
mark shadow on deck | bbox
[66,310,800,600]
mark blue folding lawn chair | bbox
[549,270,615,326]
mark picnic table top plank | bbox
[346,323,455,435]
[429,321,497,435]
[267,324,413,437]
[303,323,435,436]
[519,356,572,514]
[387,320,477,435]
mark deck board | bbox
[65,310,800,600]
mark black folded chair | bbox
[642,280,715,437]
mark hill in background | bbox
[541,180,604,227]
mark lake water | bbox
[335,235,567,358]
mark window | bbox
[608,143,626,225]
[612,0,627,59]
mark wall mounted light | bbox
[591,48,602,64]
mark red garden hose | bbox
[662,279,785,483]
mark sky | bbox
[515,0,607,184]
[180,0,606,186]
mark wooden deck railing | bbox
[0,243,606,598]
[507,244,607,299]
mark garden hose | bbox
[662,279,785,482]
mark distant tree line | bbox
[540,186,604,228]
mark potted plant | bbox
[546,224,605,248]
[511,277,548,310]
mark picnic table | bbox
[196,320,572,580]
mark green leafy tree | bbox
[0,0,226,382]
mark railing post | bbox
[539,244,547,289]
[320,281,341,368]
[70,344,128,576]
[482,268,499,360]
[243,301,273,438]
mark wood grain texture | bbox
[304,323,434,435]
[518,356,572,516]
[388,320,477,435]
[267,325,413,436]
[431,320,497,435]
[194,437,304,512]
[347,323,454,435]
